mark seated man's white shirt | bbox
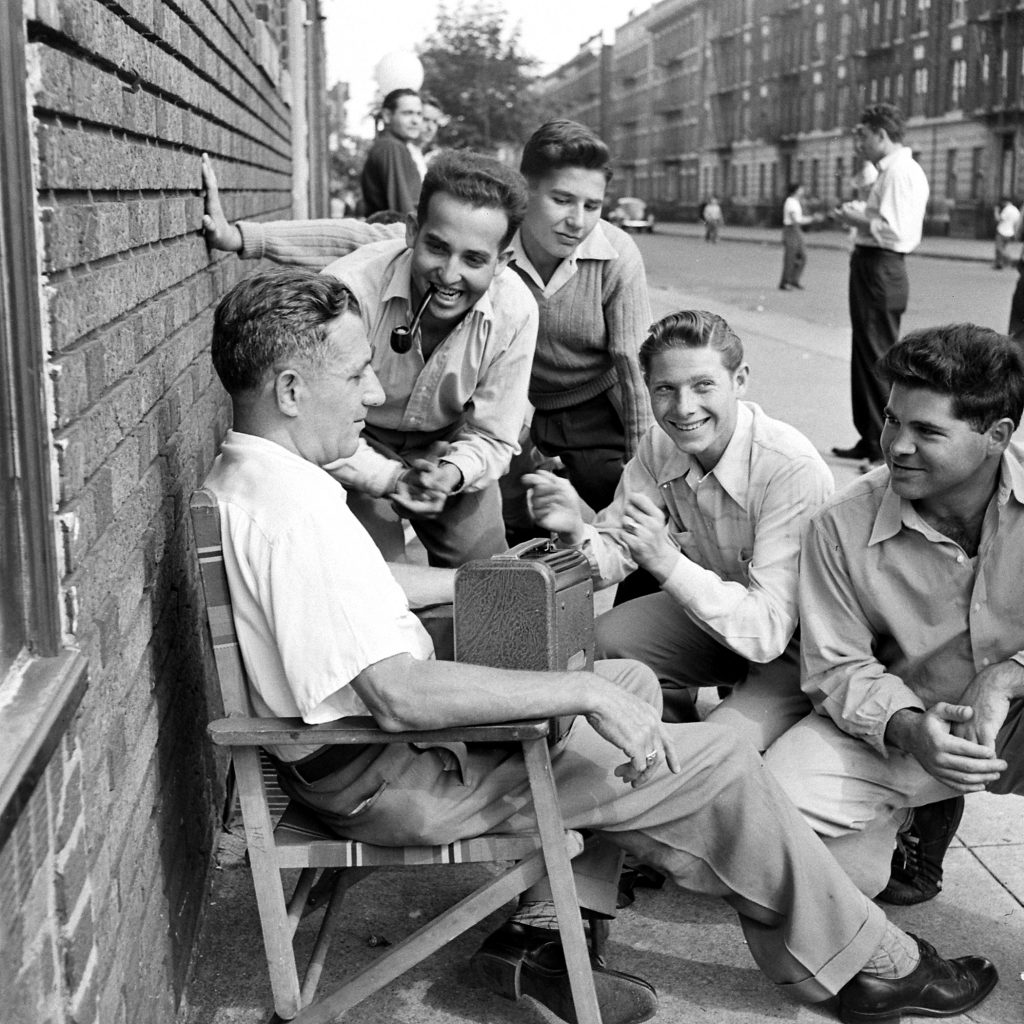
[203,430,433,747]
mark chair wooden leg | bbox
[522,737,603,1024]
[234,748,303,1019]
[290,850,552,1024]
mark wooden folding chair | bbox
[189,488,602,1024]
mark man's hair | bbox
[639,310,744,376]
[786,181,802,197]
[212,269,360,396]
[879,323,1024,430]
[520,119,613,184]
[416,151,529,248]
[382,88,419,113]
[420,92,443,112]
[859,103,905,143]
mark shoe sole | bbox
[838,967,999,1023]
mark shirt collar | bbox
[654,401,754,506]
[509,221,618,291]
[869,446,1024,546]
[877,145,908,172]
[380,248,495,321]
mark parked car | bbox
[608,196,655,233]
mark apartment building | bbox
[539,0,1024,236]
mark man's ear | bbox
[273,367,303,418]
[733,362,751,395]
[986,416,1016,454]
[405,213,419,250]
[493,247,513,276]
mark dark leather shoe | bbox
[878,795,965,905]
[471,920,658,1024]
[838,934,998,1023]
[832,441,882,461]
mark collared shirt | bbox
[799,446,1024,755]
[853,145,929,254]
[782,195,806,227]
[509,221,619,298]
[203,430,434,756]
[580,401,833,663]
[321,239,538,495]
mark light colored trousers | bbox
[595,590,812,750]
[765,702,1024,897]
[282,660,887,1002]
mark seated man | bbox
[765,323,1024,903]
[526,310,832,749]
[201,151,537,568]
[201,267,997,1024]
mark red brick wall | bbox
[1,1,320,1020]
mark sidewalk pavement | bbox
[181,226,1023,1024]
[652,219,1003,265]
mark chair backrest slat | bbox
[190,488,254,717]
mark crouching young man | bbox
[201,267,998,1024]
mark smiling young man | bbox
[320,152,537,567]
[525,310,833,745]
[765,324,1024,905]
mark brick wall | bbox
[1,1,322,1021]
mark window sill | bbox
[0,648,88,849]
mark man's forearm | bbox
[352,654,604,733]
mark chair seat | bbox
[274,801,571,868]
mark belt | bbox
[274,743,371,786]
[854,246,905,259]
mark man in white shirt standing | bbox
[832,104,929,465]
[779,182,813,290]
[993,196,1020,270]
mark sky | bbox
[322,0,648,137]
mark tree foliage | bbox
[417,1,550,153]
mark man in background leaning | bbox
[832,103,928,465]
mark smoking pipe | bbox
[390,285,437,353]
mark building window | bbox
[970,146,983,200]
[834,156,846,199]
[759,162,766,199]
[950,0,965,23]
[913,0,930,34]
[811,158,820,196]
[950,58,967,108]
[945,148,958,200]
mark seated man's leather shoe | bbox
[471,920,658,1024]
[837,934,998,1023]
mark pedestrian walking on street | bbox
[831,103,929,464]
[993,196,1020,270]
[779,183,812,290]
[701,195,723,243]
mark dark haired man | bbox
[526,310,833,744]
[361,87,423,217]
[766,324,1024,908]
[202,270,998,1024]
[832,103,929,464]
[201,151,538,568]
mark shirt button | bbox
[982,658,991,667]
[956,554,965,564]
[973,603,982,612]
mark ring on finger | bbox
[645,749,659,764]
